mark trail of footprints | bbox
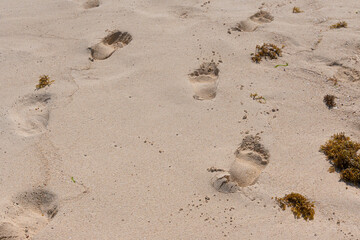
[4,3,359,238]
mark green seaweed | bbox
[275,63,288,68]
[71,177,76,183]
[276,193,315,221]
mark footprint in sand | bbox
[211,172,240,193]
[83,0,100,9]
[232,20,259,32]
[232,10,273,32]
[189,62,219,100]
[230,135,270,187]
[9,93,52,137]
[249,10,274,23]
[89,31,132,61]
[0,189,58,240]
[211,135,270,193]
[334,66,360,82]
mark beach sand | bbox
[1,0,360,239]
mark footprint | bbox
[171,6,200,19]
[0,189,58,240]
[83,0,100,9]
[9,93,52,137]
[211,172,240,193]
[189,62,219,100]
[232,20,259,32]
[210,135,270,192]
[229,135,269,187]
[0,222,19,240]
[231,10,272,33]
[334,66,360,82]
[249,10,274,24]
[89,31,132,60]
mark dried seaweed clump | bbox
[36,75,54,90]
[292,7,303,13]
[276,193,315,221]
[250,93,266,104]
[330,21,348,29]
[320,133,360,185]
[327,77,338,86]
[251,43,282,63]
[323,94,336,109]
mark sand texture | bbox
[1,0,360,239]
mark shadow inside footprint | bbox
[189,62,219,100]
[0,189,58,240]
[249,10,274,23]
[15,189,59,219]
[9,93,52,137]
[89,31,132,60]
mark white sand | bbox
[1,0,360,239]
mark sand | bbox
[1,0,360,239]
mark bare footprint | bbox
[210,135,270,192]
[231,10,272,33]
[89,31,132,60]
[249,10,274,24]
[334,66,360,82]
[230,135,269,187]
[83,0,100,9]
[9,93,52,137]
[0,189,58,240]
[171,6,201,19]
[189,62,219,100]
[211,172,240,193]
[232,20,259,32]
